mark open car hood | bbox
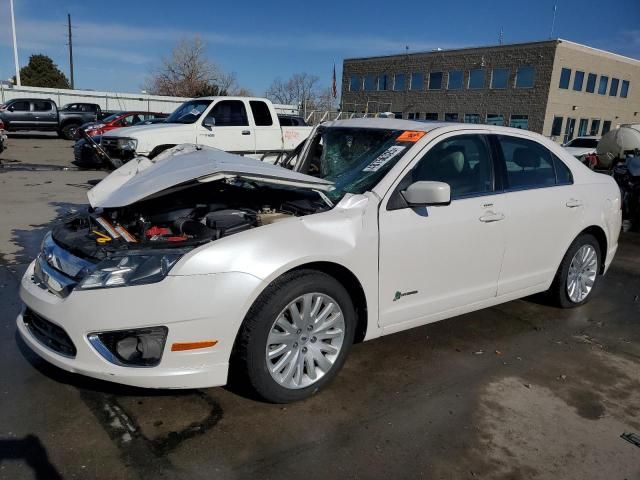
[88,144,332,209]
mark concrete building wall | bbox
[341,41,557,133]
[341,39,640,143]
[544,41,640,142]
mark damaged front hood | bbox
[88,144,333,209]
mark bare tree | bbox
[265,73,320,108]
[147,36,247,97]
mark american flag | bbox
[332,64,337,99]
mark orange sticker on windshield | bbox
[396,131,426,142]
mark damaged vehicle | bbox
[18,119,622,403]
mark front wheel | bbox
[549,234,601,308]
[233,270,356,403]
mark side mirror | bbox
[8,105,14,112]
[202,117,215,128]
[401,181,451,207]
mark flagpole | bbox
[549,2,558,39]
[10,0,21,85]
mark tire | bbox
[549,233,601,308]
[233,269,356,403]
[59,123,79,140]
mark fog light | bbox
[88,326,168,367]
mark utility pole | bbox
[499,27,504,45]
[10,0,21,85]
[67,13,74,89]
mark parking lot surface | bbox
[1,135,639,480]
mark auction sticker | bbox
[396,131,426,142]
[363,146,406,172]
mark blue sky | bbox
[0,0,638,96]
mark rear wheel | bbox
[549,234,601,308]
[234,270,355,403]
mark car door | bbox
[197,99,255,154]
[248,100,281,158]
[378,132,507,329]
[7,100,34,128]
[491,134,581,296]
[33,100,57,130]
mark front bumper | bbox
[18,261,262,389]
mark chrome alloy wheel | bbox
[266,293,345,389]
[567,245,598,303]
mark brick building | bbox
[341,39,639,143]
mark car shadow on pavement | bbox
[0,435,63,480]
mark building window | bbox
[486,114,504,126]
[589,119,600,136]
[468,69,485,89]
[621,80,630,98]
[445,113,459,122]
[573,71,584,91]
[602,120,612,134]
[515,66,535,88]
[394,74,406,91]
[378,74,390,91]
[447,70,463,90]
[410,73,424,90]
[551,116,563,136]
[559,68,571,89]
[464,113,481,124]
[364,74,376,91]
[586,73,597,93]
[491,68,509,89]
[349,75,361,92]
[425,113,438,121]
[598,76,608,95]
[609,78,619,96]
[429,72,443,90]
[578,118,588,137]
[407,112,421,120]
[509,115,529,130]
[393,112,403,119]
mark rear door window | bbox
[249,101,273,126]
[33,101,53,112]
[497,135,557,189]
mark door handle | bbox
[241,130,251,135]
[566,199,583,208]
[479,211,505,223]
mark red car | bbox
[79,111,167,138]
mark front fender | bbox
[171,194,382,339]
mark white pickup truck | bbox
[99,97,311,165]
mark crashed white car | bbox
[563,136,600,159]
[18,119,621,403]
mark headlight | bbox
[117,138,137,150]
[77,251,184,290]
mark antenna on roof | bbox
[549,2,558,38]
[499,27,504,45]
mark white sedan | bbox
[18,119,621,403]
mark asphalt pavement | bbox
[1,134,639,480]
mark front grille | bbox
[23,308,77,358]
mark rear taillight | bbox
[0,120,5,129]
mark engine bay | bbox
[52,179,329,261]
